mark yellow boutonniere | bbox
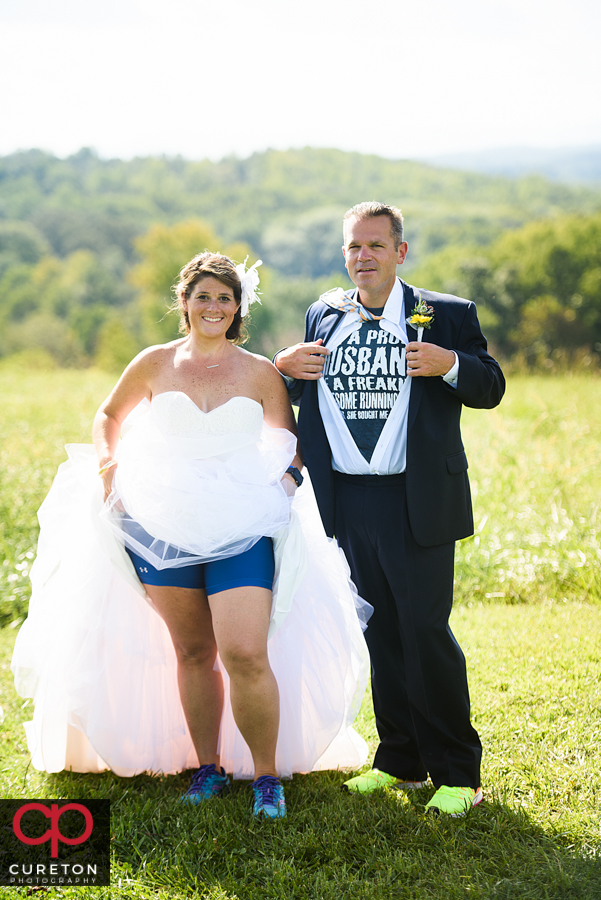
[406,295,435,341]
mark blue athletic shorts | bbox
[125,537,275,595]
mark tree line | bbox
[1,147,600,370]
[410,214,601,369]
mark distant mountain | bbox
[1,146,601,281]
[423,145,601,185]
[2,146,601,362]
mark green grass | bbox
[1,365,601,897]
[1,604,600,899]
[456,374,601,606]
[0,365,115,625]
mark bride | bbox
[11,252,370,819]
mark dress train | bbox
[12,399,371,778]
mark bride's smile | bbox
[184,276,240,337]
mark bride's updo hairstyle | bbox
[173,251,247,344]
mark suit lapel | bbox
[403,282,424,432]
[402,281,419,329]
[317,307,346,345]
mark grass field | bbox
[0,365,600,898]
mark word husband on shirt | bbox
[322,319,407,461]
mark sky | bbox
[1,0,600,162]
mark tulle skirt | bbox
[103,395,298,569]
[11,444,371,779]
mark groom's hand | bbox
[406,342,455,377]
[275,340,330,380]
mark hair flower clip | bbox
[236,257,262,317]
[406,294,435,342]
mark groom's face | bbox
[343,216,408,299]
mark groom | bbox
[275,201,505,815]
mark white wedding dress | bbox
[12,393,370,779]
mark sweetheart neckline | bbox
[151,392,262,416]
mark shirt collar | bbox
[350,277,406,340]
[380,277,404,326]
[327,278,407,350]
[348,277,403,322]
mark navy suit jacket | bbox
[287,280,505,547]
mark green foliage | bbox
[261,206,348,278]
[94,318,142,373]
[490,215,601,360]
[0,348,57,371]
[0,248,132,364]
[1,310,85,367]
[0,220,50,275]
[1,147,601,369]
[410,213,601,366]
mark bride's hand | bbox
[281,472,297,498]
[100,464,117,502]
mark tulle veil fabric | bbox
[12,394,371,779]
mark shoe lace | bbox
[189,764,219,791]
[254,775,280,805]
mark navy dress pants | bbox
[334,472,482,789]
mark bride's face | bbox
[185,276,240,338]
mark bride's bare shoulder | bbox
[234,346,276,369]
[127,339,185,373]
[233,349,291,409]
[234,347,281,379]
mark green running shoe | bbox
[341,768,427,794]
[425,785,483,816]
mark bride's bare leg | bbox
[209,587,279,778]
[145,585,223,768]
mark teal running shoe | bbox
[251,775,286,818]
[182,764,230,804]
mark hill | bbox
[424,145,601,185]
[2,146,601,279]
[1,146,601,365]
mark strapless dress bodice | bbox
[150,392,263,438]
[107,391,296,565]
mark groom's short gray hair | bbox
[343,201,404,248]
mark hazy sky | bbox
[1,0,599,161]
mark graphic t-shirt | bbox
[322,312,408,462]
